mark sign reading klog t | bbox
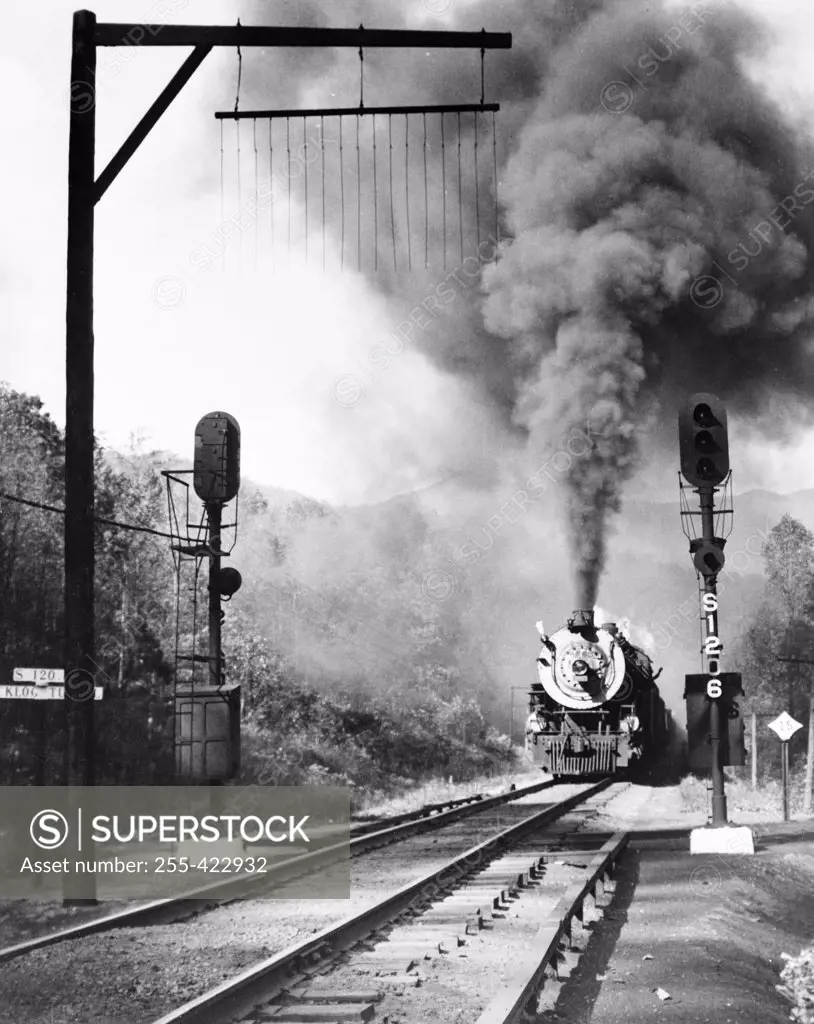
[4,668,103,700]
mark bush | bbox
[679,769,812,818]
[237,685,516,812]
[778,948,814,1023]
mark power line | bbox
[0,491,176,541]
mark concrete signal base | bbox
[690,825,755,855]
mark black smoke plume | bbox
[481,0,814,606]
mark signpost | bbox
[3,684,104,700]
[5,670,103,701]
[13,668,65,683]
[768,712,804,822]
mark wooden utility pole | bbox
[777,657,814,816]
[65,9,97,795]
[807,680,814,815]
[64,10,98,906]
[751,712,757,790]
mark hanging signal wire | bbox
[321,115,326,272]
[219,120,225,274]
[358,32,365,109]
[234,19,243,274]
[236,120,242,273]
[474,111,480,246]
[303,116,309,264]
[358,36,364,274]
[303,116,311,264]
[286,116,291,267]
[357,113,362,273]
[253,118,259,271]
[389,114,396,271]
[340,117,345,271]
[441,114,447,269]
[479,47,484,254]
[373,115,378,272]
[457,110,463,263]
[480,33,486,107]
[268,119,275,270]
[481,37,500,263]
[405,114,411,272]
[234,20,243,114]
[423,113,429,270]
[492,109,499,261]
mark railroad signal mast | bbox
[194,411,241,702]
[679,394,731,825]
[164,413,243,784]
[678,394,750,853]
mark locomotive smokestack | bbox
[569,609,594,631]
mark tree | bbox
[765,515,814,814]
[734,514,814,811]
[0,389,178,784]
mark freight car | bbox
[525,609,670,778]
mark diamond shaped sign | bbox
[767,712,804,743]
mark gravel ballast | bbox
[0,782,593,1023]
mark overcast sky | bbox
[2,0,813,505]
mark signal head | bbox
[194,411,241,504]
[678,393,730,487]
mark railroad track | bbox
[0,776,558,964]
[147,778,626,1024]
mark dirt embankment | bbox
[543,784,814,1024]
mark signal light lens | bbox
[695,430,716,453]
[696,457,718,480]
[693,403,714,427]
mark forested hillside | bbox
[0,386,513,795]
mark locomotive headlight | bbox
[556,642,609,701]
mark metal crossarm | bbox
[94,24,512,49]
[215,103,500,120]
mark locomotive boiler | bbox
[525,609,668,777]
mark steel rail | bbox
[316,790,487,838]
[475,831,630,1024]
[148,778,613,1024]
[0,777,557,963]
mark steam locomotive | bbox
[525,609,671,777]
